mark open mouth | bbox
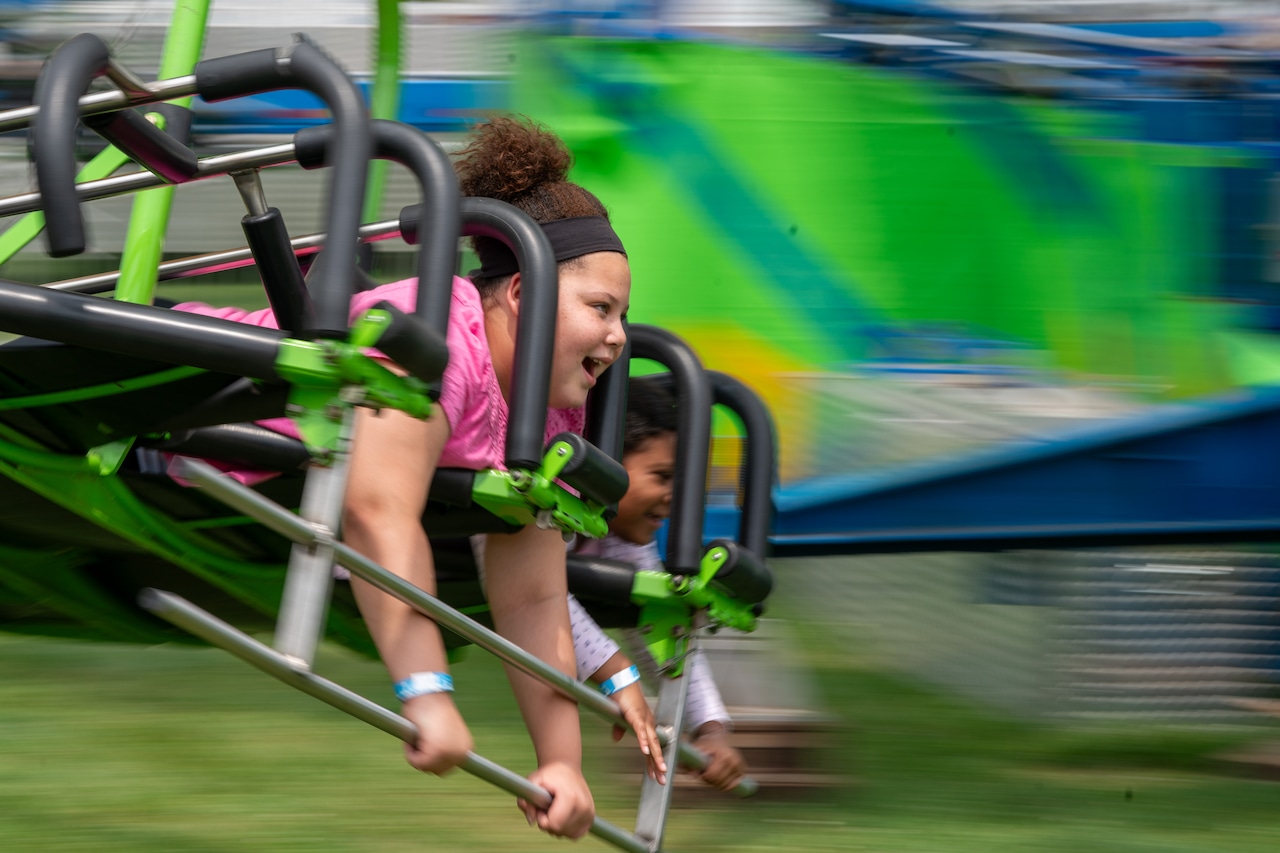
[582,356,605,384]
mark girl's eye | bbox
[593,303,610,316]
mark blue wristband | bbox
[599,664,641,696]
[394,672,454,702]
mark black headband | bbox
[469,215,627,280]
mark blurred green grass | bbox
[2,617,1278,853]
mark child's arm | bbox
[583,645,666,784]
[684,650,747,792]
[483,526,595,839]
[342,406,474,775]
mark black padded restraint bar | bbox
[629,325,713,574]
[194,39,370,338]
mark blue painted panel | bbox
[707,387,1280,556]
[190,78,509,135]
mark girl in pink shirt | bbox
[181,117,631,840]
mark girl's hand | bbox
[519,761,595,839]
[611,682,667,784]
[690,722,746,792]
[401,693,474,775]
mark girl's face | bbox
[547,251,631,410]
[613,432,677,545]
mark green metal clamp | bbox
[470,437,614,540]
[631,545,763,677]
[272,309,433,463]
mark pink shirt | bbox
[174,276,584,473]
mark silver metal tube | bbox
[105,62,152,99]
[0,143,299,218]
[230,169,270,217]
[169,457,745,789]
[0,74,199,132]
[45,220,405,293]
[634,668,690,850]
[139,588,652,853]
[272,410,354,667]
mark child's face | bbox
[612,432,677,545]
[547,251,630,410]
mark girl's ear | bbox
[502,273,522,317]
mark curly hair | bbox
[455,115,612,297]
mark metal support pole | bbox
[633,668,690,851]
[272,409,354,667]
[230,170,270,217]
[139,588,652,853]
[46,219,403,294]
[0,74,198,132]
[0,143,298,218]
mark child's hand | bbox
[690,721,746,792]
[401,693,474,775]
[519,761,595,839]
[611,681,667,784]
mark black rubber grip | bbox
[566,554,640,607]
[82,107,198,181]
[291,123,329,169]
[29,33,111,257]
[398,202,423,245]
[426,468,477,508]
[370,300,449,385]
[705,539,773,605]
[547,431,630,507]
[242,208,314,335]
[0,277,286,381]
[193,48,284,102]
[145,423,310,472]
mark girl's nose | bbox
[606,318,626,350]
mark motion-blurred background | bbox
[3,1,1280,850]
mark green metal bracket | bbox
[469,439,612,539]
[87,438,135,476]
[273,311,432,462]
[630,545,762,677]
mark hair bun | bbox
[455,115,573,201]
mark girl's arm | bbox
[484,526,595,839]
[342,406,474,775]
[571,594,665,782]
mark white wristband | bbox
[394,672,454,702]
[599,664,641,696]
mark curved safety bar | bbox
[583,326,630,464]
[708,370,777,558]
[28,33,111,257]
[194,39,370,338]
[295,120,460,335]
[0,278,286,380]
[453,198,557,471]
[630,325,714,574]
[29,35,199,256]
